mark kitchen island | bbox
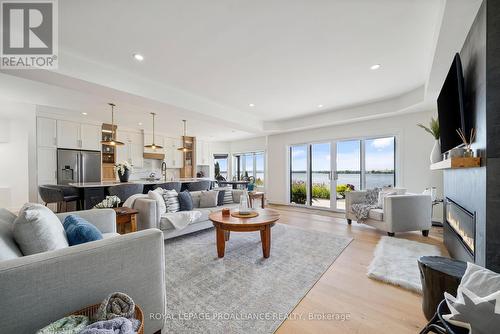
[69,178,215,209]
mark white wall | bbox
[266,110,443,215]
[0,101,37,210]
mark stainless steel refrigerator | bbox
[57,149,101,185]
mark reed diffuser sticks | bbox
[456,127,475,150]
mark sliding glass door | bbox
[289,136,395,211]
[290,145,307,205]
[335,140,361,210]
[311,143,332,208]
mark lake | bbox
[291,172,394,190]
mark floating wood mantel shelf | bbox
[430,157,481,170]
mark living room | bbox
[1,0,499,333]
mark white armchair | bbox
[345,188,432,236]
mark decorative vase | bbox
[430,140,441,164]
[239,190,251,214]
[118,169,130,182]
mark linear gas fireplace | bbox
[444,198,476,262]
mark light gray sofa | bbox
[0,208,166,334]
[132,189,243,239]
[345,188,432,236]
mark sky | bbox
[291,137,395,171]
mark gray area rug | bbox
[367,236,442,294]
[164,223,352,333]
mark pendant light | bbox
[101,103,124,146]
[177,119,192,152]
[144,112,163,150]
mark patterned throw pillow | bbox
[223,189,233,204]
[443,288,500,333]
[162,189,180,213]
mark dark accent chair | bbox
[153,182,182,193]
[38,185,80,213]
[186,180,211,192]
[107,184,144,205]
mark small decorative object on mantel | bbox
[115,161,133,182]
[417,117,441,164]
[456,128,476,158]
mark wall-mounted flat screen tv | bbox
[437,53,468,154]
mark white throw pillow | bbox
[162,189,180,213]
[377,191,396,209]
[148,189,166,214]
[199,190,219,208]
[13,203,69,255]
[459,262,500,298]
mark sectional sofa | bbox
[131,189,244,239]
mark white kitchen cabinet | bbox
[37,147,57,184]
[164,137,183,168]
[80,123,101,150]
[57,120,81,149]
[116,130,143,168]
[196,140,211,165]
[37,117,57,148]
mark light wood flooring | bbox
[269,204,446,334]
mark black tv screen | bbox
[437,53,466,154]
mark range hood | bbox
[143,152,165,160]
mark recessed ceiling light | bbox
[249,103,255,107]
[317,104,323,108]
[81,112,88,115]
[133,53,144,62]
[138,122,143,126]
[370,64,381,70]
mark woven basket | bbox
[71,303,144,334]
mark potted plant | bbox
[417,117,441,163]
[115,161,133,182]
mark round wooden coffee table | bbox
[209,208,280,258]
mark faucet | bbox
[161,161,167,181]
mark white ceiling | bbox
[60,0,441,121]
[0,0,483,140]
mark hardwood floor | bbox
[268,204,446,334]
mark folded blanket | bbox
[36,315,89,334]
[162,210,202,230]
[94,292,135,321]
[351,188,381,222]
[80,317,134,334]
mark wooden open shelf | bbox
[430,157,481,170]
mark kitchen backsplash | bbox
[128,159,180,181]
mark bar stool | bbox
[38,185,80,213]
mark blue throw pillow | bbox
[63,214,103,246]
[178,191,193,211]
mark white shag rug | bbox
[367,236,442,294]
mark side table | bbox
[418,256,467,321]
[249,191,265,209]
[113,207,139,234]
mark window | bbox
[364,137,395,188]
[289,136,395,210]
[233,152,265,186]
[213,154,228,180]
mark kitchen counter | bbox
[68,178,216,210]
